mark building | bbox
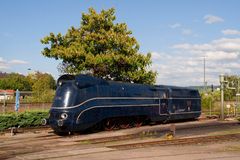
[0,90,15,101]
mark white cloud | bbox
[174,38,240,66]
[173,38,240,60]
[169,23,196,37]
[151,37,240,86]
[203,14,224,24]
[151,51,172,61]
[0,57,28,70]
[182,29,192,35]
[150,52,205,86]
[151,52,162,61]
[222,29,240,35]
[173,43,212,51]
[0,57,9,69]
[205,51,238,61]
[212,38,240,51]
[9,59,28,65]
[0,57,4,63]
[169,23,181,29]
[222,62,240,69]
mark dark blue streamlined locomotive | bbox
[48,74,201,134]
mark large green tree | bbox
[41,8,157,84]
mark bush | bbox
[201,93,214,110]
[0,111,49,131]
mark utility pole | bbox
[203,57,207,92]
[3,92,6,113]
[236,78,240,116]
[219,74,225,120]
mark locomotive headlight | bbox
[60,113,68,119]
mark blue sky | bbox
[0,0,240,86]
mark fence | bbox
[1,102,51,113]
[203,100,240,117]
[0,90,52,113]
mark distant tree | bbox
[224,75,240,100]
[201,92,213,110]
[0,73,31,91]
[27,72,56,90]
[27,72,56,102]
[0,72,8,78]
[41,8,157,84]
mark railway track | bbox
[0,120,239,160]
[107,133,240,150]
[72,120,240,144]
[1,132,239,160]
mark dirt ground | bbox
[47,141,240,160]
[4,137,240,160]
[1,119,240,160]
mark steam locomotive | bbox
[48,74,201,134]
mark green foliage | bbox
[0,111,49,131]
[0,73,31,91]
[27,72,56,102]
[201,93,213,110]
[200,90,220,110]
[211,90,221,101]
[29,90,55,103]
[0,72,56,103]
[224,75,240,100]
[27,72,56,90]
[41,8,157,84]
[200,75,240,111]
